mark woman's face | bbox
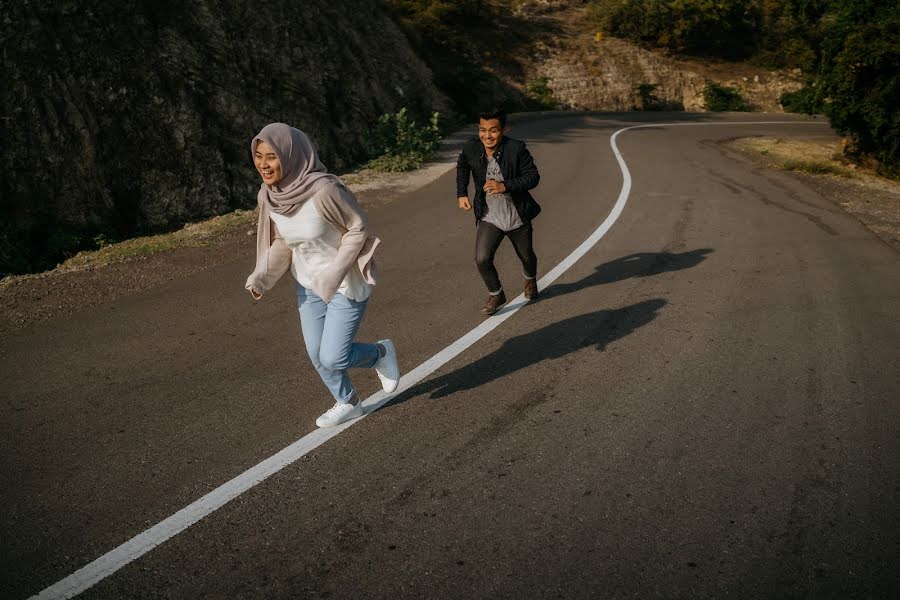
[254,141,283,186]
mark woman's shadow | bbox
[537,248,713,301]
[383,249,711,405]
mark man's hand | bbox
[483,179,506,195]
[458,196,471,211]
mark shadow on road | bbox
[379,249,710,407]
[537,248,713,301]
[385,298,667,405]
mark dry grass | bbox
[729,135,900,252]
[731,136,856,177]
[56,209,257,272]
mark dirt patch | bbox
[729,136,900,252]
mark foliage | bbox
[525,77,558,109]
[703,82,750,111]
[634,82,662,110]
[815,0,899,176]
[364,108,442,172]
[752,0,833,69]
[589,0,839,67]
[779,86,822,114]
[590,0,761,58]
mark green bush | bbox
[525,77,557,110]
[753,0,832,69]
[590,0,760,58]
[364,108,442,172]
[703,82,750,111]
[817,0,899,176]
[634,82,662,110]
[780,86,822,114]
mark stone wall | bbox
[1,0,450,273]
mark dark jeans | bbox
[475,220,537,293]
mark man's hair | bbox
[478,109,507,128]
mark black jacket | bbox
[456,136,541,224]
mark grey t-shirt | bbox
[483,157,523,232]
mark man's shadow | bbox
[538,248,713,301]
[388,298,666,404]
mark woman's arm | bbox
[245,217,291,299]
[312,183,376,302]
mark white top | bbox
[269,198,373,301]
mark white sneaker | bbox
[374,339,400,393]
[315,401,363,428]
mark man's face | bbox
[478,118,504,151]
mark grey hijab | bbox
[250,123,342,215]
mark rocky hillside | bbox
[533,35,804,111]
[1,0,808,276]
[516,2,804,112]
[0,0,450,275]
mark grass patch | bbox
[56,209,256,272]
[731,137,856,178]
[780,160,851,176]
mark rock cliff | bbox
[1,0,450,274]
[533,35,804,112]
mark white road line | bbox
[30,119,822,599]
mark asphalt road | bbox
[2,113,898,599]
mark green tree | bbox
[590,0,761,58]
[755,0,833,69]
[817,0,899,175]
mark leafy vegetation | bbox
[703,82,750,111]
[589,0,761,58]
[525,77,558,110]
[779,86,821,114]
[634,82,662,110]
[587,0,897,174]
[364,108,443,172]
[752,0,833,70]
[815,0,899,177]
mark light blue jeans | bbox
[296,284,380,404]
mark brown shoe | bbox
[524,278,539,300]
[481,291,507,316]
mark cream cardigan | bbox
[245,181,380,303]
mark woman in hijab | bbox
[245,123,400,428]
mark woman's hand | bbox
[458,196,471,211]
[483,179,506,195]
